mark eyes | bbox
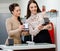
[14,6,21,12]
[30,5,37,9]
[29,3,37,10]
[16,9,21,12]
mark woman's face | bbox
[29,3,37,15]
[12,6,21,17]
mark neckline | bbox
[31,13,37,16]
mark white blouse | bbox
[26,12,48,36]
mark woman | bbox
[5,3,25,45]
[26,0,52,43]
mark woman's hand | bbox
[43,23,52,30]
[19,25,25,31]
[22,31,29,36]
[38,25,44,30]
[47,24,52,30]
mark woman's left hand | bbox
[44,23,52,30]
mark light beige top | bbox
[5,17,22,44]
[26,12,51,36]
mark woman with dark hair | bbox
[26,0,52,43]
[26,0,41,19]
[5,3,25,45]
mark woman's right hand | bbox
[19,25,25,31]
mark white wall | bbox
[18,0,29,17]
[57,17,60,51]
[0,0,19,13]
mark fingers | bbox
[19,25,25,31]
[22,31,29,36]
[38,25,43,30]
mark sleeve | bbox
[29,24,41,36]
[6,19,21,37]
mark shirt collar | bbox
[31,13,37,16]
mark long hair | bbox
[26,0,41,19]
[18,17,23,25]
